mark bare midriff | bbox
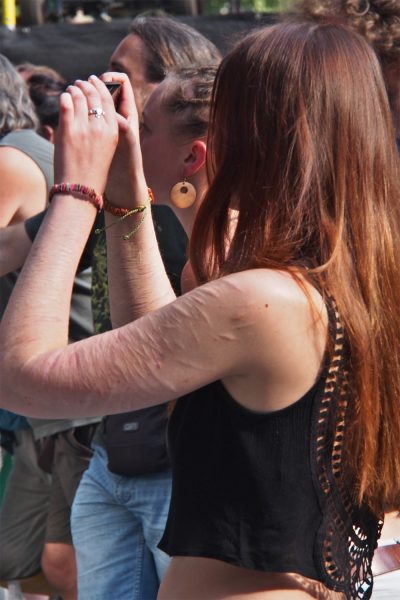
[158,557,345,600]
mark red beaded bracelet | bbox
[49,183,103,211]
[103,187,154,216]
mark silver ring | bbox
[88,107,105,119]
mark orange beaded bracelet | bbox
[103,188,154,216]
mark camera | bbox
[104,82,121,107]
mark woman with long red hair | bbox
[0,20,399,600]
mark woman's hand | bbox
[54,75,119,195]
[99,72,148,209]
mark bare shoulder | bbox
[0,146,47,225]
[0,146,46,185]
[180,269,327,340]
[210,269,329,412]
[0,145,40,170]
[209,268,326,326]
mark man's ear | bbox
[40,125,56,144]
[183,140,207,177]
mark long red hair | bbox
[190,22,400,514]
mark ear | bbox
[182,140,207,178]
[40,125,56,144]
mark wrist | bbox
[105,174,148,210]
[96,187,154,241]
[104,186,153,215]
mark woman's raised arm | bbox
[0,270,260,419]
[0,75,256,420]
[97,72,177,328]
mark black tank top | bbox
[159,301,381,599]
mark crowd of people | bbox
[0,2,399,600]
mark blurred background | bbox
[0,1,286,81]
[1,0,290,28]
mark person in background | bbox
[0,54,51,227]
[0,57,99,600]
[24,71,67,143]
[0,64,93,278]
[17,62,66,84]
[1,19,399,600]
[0,15,222,283]
[70,18,220,600]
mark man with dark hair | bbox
[25,72,66,142]
[109,15,221,120]
[70,19,219,599]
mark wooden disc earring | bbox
[169,179,197,209]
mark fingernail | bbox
[89,74,98,80]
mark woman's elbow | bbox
[0,358,26,413]
[0,345,48,416]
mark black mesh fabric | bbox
[311,300,382,599]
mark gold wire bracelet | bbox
[94,205,147,240]
[95,188,154,240]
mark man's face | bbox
[108,33,158,114]
[140,81,185,205]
